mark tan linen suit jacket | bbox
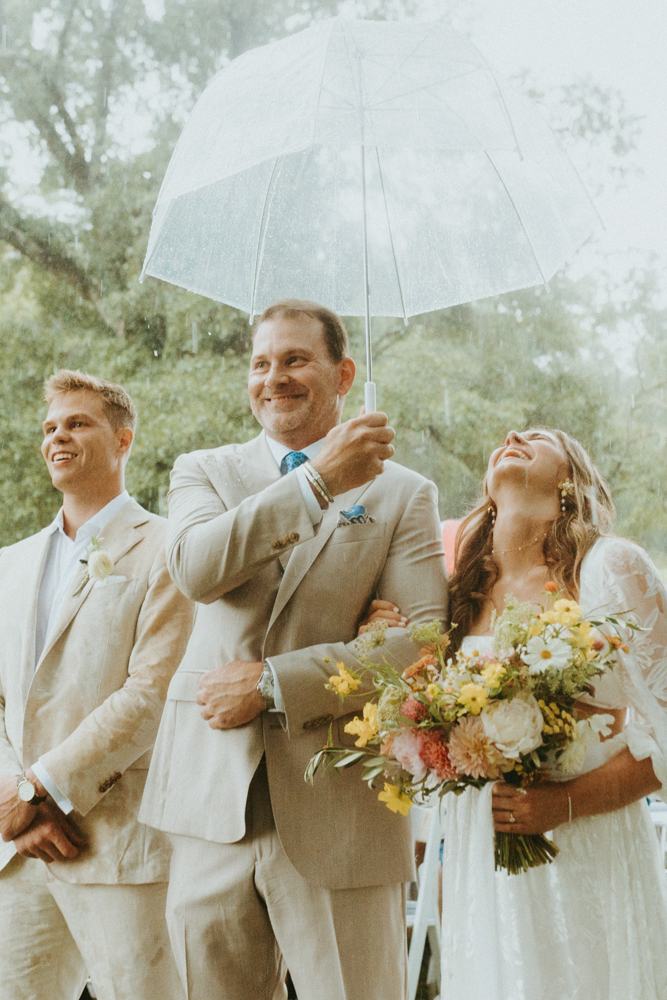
[141,432,448,889]
[0,498,194,883]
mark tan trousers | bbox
[0,854,184,1000]
[166,761,407,1000]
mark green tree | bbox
[1,0,665,572]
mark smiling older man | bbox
[140,300,448,1000]
[0,370,193,1000]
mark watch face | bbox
[17,780,36,803]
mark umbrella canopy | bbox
[142,16,600,407]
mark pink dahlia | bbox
[447,716,509,780]
[419,731,457,780]
[390,729,428,780]
[401,697,429,723]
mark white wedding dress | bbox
[441,536,667,1000]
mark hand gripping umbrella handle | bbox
[364,381,377,414]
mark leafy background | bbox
[1,0,666,573]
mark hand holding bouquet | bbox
[307,586,634,874]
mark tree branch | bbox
[0,52,90,194]
[0,196,109,325]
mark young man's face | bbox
[41,390,132,498]
[248,313,354,446]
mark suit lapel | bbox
[202,432,280,509]
[19,529,55,704]
[34,500,149,672]
[266,481,373,633]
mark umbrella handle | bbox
[364,381,377,414]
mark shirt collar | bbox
[48,490,131,543]
[265,435,326,469]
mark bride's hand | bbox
[492,782,570,835]
[357,600,409,636]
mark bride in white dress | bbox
[365,426,667,1000]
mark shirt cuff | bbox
[295,465,325,525]
[32,761,74,815]
[265,659,285,714]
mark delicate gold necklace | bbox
[492,532,547,557]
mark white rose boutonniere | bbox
[73,537,114,596]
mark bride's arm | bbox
[492,748,659,834]
[495,536,667,834]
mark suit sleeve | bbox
[269,478,448,735]
[37,546,195,816]
[166,451,317,603]
[0,550,24,782]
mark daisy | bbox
[523,635,572,673]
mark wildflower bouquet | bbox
[306,587,633,875]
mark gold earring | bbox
[558,479,575,513]
[487,504,496,526]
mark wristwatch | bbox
[16,774,46,806]
[256,663,276,710]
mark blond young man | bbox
[0,371,194,1000]
[141,301,448,1000]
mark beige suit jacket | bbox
[0,499,194,883]
[140,433,448,889]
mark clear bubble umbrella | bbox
[141,16,600,411]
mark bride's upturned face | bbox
[487,429,570,502]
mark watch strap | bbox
[256,663,276,710]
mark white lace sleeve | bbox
[581,536,667,799]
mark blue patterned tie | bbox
[281,451,309,475]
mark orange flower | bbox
[544,581,558,593]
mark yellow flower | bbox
[553,599,583,625]
[458,683,488,715]
[328,662,361,696]
[426,683,441,701]
[539,610,559,624]
[344,702,379,747]
[378,782,413,816]
[481,662,506,689]
[528,622,544,636]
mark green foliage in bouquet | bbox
[306,589,638,874]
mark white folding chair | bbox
[407,804,444,1000]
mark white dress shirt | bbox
[31,490,131,813]
[264,436,327,713]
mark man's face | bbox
[41,390,131,497]
[248,314,354,446]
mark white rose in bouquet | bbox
[481,692,543,760]
[88,549,114,581]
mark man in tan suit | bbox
[0,370,194,1000]
[141,300,448,1000]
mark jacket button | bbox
[98,772,122,794]
[289,532,300,543]
[303,714,334,731]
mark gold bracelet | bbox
[304,461,334,504]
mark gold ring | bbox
[509,812,516,823]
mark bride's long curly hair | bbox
[448,427,615,652]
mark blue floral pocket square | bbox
[337,504,375,527]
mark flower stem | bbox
[494,832,559,874]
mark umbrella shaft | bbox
[361,143,372,385]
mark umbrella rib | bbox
[485,151,550,288]
[249,156,280,322]
[368,67,481,109]
[475,52,524,159]
[364,30,431,106]
[375,147,408,325]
